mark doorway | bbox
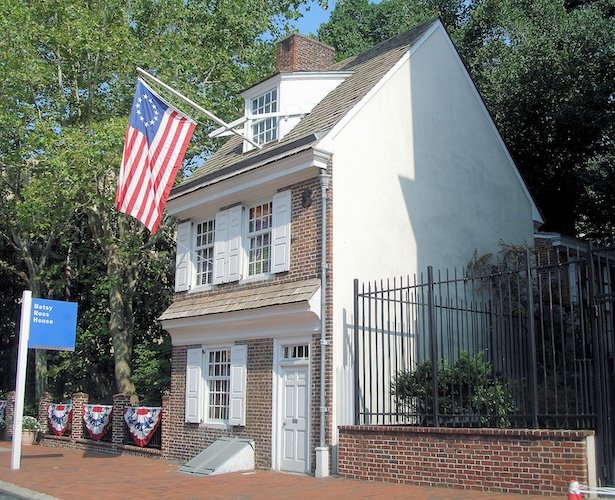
[274,340,310,473]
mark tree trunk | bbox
[29,280,47,399]
[35,350,47,399]
[107,248,136,396]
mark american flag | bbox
[115,78,196,233]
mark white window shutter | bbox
[271,190,292,273]
[227,205,243,282]
[185,348,203,423]
[229,344,248,426]
[175,221,192,292]
[213,210,229,284]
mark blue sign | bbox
[28,298,78,351]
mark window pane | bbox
[206,349,231,422]
[250,88,278,145]
[282,344,310,360]
[247,201,272,276]
[195,219,215,286]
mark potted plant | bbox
[21,416,40,445]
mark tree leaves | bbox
[1,0,311,401]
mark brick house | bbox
[159,18,542,477]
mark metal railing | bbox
[353,246,611,431]
[354,243,615,483]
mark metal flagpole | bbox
[135,67,262,150]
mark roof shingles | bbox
[170,18,437,195]
[159,278,321,321]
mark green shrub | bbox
[392,351,515,427]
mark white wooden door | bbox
[280,366,308,473]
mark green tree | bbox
[0,0,316,400]
[0,0,81,398]
[318,0,470,60]
[319,0,615,237]
[465,0,615,236]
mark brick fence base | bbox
[36,392,165,460]
[338,425,596,496]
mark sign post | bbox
[11,292,77,470]
[11,291,32,470]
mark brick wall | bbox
[36,392,163,459]
[172,176,322,305]
[5,391,15,440]
[275,34,335,72]
[167,169,336,472]
[166,339,275,468]
[338,426,594,496]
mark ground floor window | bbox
[206,348,231,421]
[185,344,247,426]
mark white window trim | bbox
[203,346,232,424]
[244,85,280,152]
[246,199,274,278]
[239,272,276,285]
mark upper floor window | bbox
[251,88,278,145]
[174,190,292,292]
[195,220,215,286]
[248,202,272,276]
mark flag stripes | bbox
[115,79,196,233]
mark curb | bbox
[0,480,60,500]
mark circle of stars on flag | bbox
[135,92,160,128]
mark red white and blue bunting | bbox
[0,400,6,421]
[123,406,162,447]
[47,403,73,436]
[83,404,113,441]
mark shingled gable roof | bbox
[169,17,439,199]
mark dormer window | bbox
[251,88,278,145]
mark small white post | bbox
[315,446,330,478]
[11,290,32,470]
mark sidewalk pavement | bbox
[0,442,552,499]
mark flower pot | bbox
[21,430,37,445]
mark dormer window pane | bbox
[251,88,278,145]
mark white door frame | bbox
[272,336,311,472]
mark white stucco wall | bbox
[327,25,536,443]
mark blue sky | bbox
[293,0,336,36]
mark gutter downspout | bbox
[316,168,330,478]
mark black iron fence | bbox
[353,243,615,480]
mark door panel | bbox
[280,366,308,473]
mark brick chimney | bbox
[275,34,335,72]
